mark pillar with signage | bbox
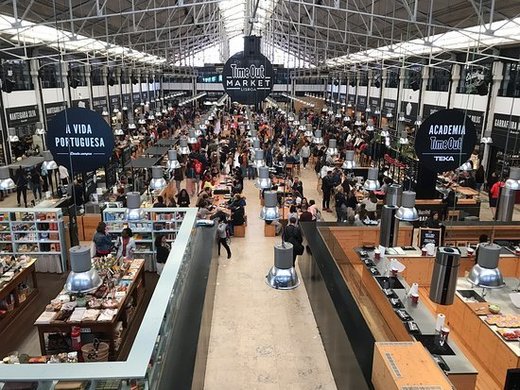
[414,109,477,199]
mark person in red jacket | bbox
[489,179,505,219]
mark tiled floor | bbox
[204,166,338,390]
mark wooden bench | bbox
[234,224,246,237]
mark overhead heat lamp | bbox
[0,167,15,190]
[395,191,419,222]
[65,246,102,293]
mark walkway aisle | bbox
[204,166,337,390]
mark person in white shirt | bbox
[58,165,70,186]
[300,142,311,168]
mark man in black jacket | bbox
[283,217,303,266]
[322,170,334,212]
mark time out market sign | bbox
[414,109,476,172]
[222,36,274,105]
[46,108,115,173]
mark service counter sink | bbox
[375,276,405,290]
[457,289,486,302]
[414,334,456,356]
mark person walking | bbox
[300,142,311,169]
[15,167,28,207]
[155,234,170,275]
[283,216,304,266]
[217,217,231,258]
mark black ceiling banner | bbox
[423,104,445,119]
[222,36,274,105]
[492,113,520,151]
[6,105,39,127]
[72,99,90,109]
[414,109,477,172]
[462,109,484,135]
[92,97,107,110]
[46,108,115,173]
[44,102,67,122]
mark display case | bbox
[102,208,186,272]
[0,208,67,273]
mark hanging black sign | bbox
[132,92,141,102]
[104,156,118,189]
[82,170,97,198]
[400,101,419,121]
[110,95,120,107]
[347,94,356,105]
[463,109,484,134]
[423,104,445,119]
[382,99,397,114]
[92,98,107,114]
[45,102,67,122]
[6,105,39,127]
[356,96,367,111]
[72,99,90,109]
[222,36,274,105]
[46,108,115,173]
[122,94,131,104]
[492,113,520,152]
[369,97,380,109]
[414,109,476,172]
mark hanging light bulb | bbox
[253,150,265,168]
[313,130,323,145]
[125,192,145,220]
[178,137,190,155]
[187,130,198,144]
[260,191,280,221]
[167,150,181,170]
[0,166,15,190]
[114,123,124,136]
[149,166,167,191]
[326,139,338,156]
[342,150,356,170]
[42,150,58,170]
[256,166,272,189]
[35,122,45,135]
[395,191,419,221]
[366,118,374,132]
[364,168,380,191]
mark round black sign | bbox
[222,51,274,105]
[414,109,476,172]
[46,108,115,173]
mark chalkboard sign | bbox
[419,227,442,248]
[82,171,97,198]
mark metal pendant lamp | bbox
[364,168,380,191]
[260,191,280,221]
[265,242,300,290]
[167,150,181,170]
[187,130,198,144]
[0,167,15,190]
[326,139,338,156]
[253,149,265,168]
[65,246,102,293]
[125,192,145,221]
[313,130,323,145]
[256,166,272,189]
[149,166,167,191]
[178,137,190,155]
[342,150,356,170]
[395,191,419,221]
[467,243,505,289]
[42,150,58,170]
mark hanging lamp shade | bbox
[458,161,473,171]
[505,167,520,190]
[313,130,323,145]
[354,113,362,126]
[414,116,422,126]
[167,150,181,169]
[114,123,124,136]
[326,139,338,156]
[179,137,190,155]
[364,168,380,191]
[260,191,280,221]
[304,124,313,138]
[467,243,505,289]
[125,192,145,221]
[149,166,167,191]
[253,150,265,168]
[366,118,374,132]
[42,150,58,170]
[101,107,109,116]
[187,130,198,144]
[374,107,381,115]
[395,191,419,221]
[265,242,300,290]
[342,150,356,170]
[252,139,261,150]
[0,166,15,190]
[398,112,406,121]
[8,128,18,142]
[256,166,272,189]
[65,246,102,293]
[35,122,45,135]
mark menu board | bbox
[418,227,442,248]
[104,157,118,189]
[82,171,97,198]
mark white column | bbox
[418,66,430,117]
[448,64,461,109]
[482,61,504,171]
[30,59,46,150]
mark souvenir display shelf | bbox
[34,259,146,360]
[102,208,186,272]
[0,208,67,273]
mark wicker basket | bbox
[81,339,109,362]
